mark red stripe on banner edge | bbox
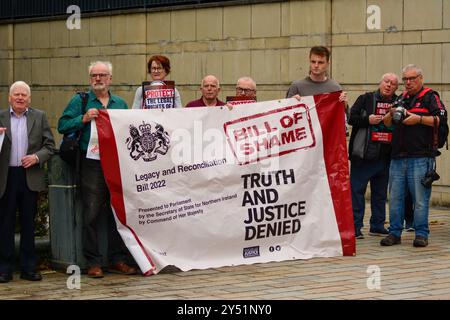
[97,110,157,272]
[314,92,356,256]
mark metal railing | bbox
[0,0,236,20]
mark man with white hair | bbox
[380,64,446,248]
[235,76,257,100]
[0,81,55,283]
[348,73,399,240]
[58,61,137,278]
[185,75,225,107]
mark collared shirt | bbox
[185,97,226,108]
[58,90,128,152]
[9,106,28,166]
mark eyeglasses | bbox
[236,87,255,94]
[151,67,164,72]
[402,75,420,82]
[90,73,110,78]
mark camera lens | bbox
[392,107,405,124]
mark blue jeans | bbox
[404,191,414,229]
[351,158,390,232]
[388,158,433,238]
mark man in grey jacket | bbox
[0,81,55,283]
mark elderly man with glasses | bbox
[236,76,257,100]
[58,61,137,278]
[380,64,446,248]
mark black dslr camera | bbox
[421,170,440,188]
[421,159,440,188]
[392,97,406,124]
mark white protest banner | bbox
[86,119,100,160]
[96,92,355,276]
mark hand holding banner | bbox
[96,92,354,275]
[86,119,100,160]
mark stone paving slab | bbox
[1,205,449,300]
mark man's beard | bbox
[92,83,106,91]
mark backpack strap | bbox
[417,87,433,100]
[371,91,377,114]
[75,92,89,139]
[407,87,431,109]
[77,92,89,114]
[74,92,89,186]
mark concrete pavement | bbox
[1,205,449,300]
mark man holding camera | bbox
[380,64,445,247]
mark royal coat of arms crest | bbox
[125,121,170,162]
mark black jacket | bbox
[391,87,444,158]
[348,90,397,162]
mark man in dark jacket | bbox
[348,73,399,239]
[380,64,446,248]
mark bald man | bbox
[348,73,399,240]
[185,75,225,107]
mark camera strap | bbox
[433,116,439,149]
[403,88,432,111]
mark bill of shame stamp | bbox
[224,104,316,165]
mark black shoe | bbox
[0,273,13,283]
[20,271,42,281]
[355,230,364,239]
[369,228,389,236]
[413,236,428,247]
[380,234,401,246]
